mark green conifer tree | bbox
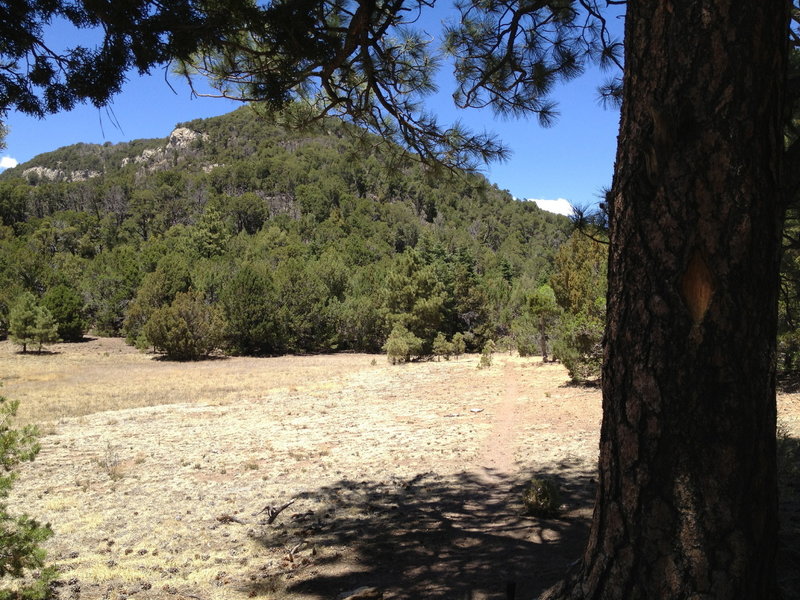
[9,293,59,354]
[42,285,87,342]
[432,332,453,361]
[0,396,55,600]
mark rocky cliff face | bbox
[22,165,101,183]
[119,127,214,172]
[14,127,215,183]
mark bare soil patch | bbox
[1,338,798,599]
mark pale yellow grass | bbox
[2,338,798,600]
[0,338,381,425]
[5,338,538,599]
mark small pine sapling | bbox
[432,333,453,361]
[451,332,466,360]
[9,293,59,354]
[0,396,56,599]
[383,324,424,364]
[478,339,496,369]
[522,476,562,517]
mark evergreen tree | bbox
[552,309,604,383]
[192,201,231,258]
[432,332,453,361]
[549,233,607,380]
[8,293,59,354]
[383,324,424,365]
[220,264,280,355]
[0,396,55,600]
[382,250,447,354]
[32,307,59,354]
[123,253,191,346]
[143,291,223,360]
[451,332,466,360]
[7,294,37,353]
[42,284,87,342]
[549,231,607,316]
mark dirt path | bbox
[476,360,522,476]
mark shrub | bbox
[42,285,87,342]
[478,339,496,369]
[511,316,539,357]
[9,293,59,354]
[522,477,562,517]
[552,310,604,382]
[451,332,466,359]
[220,264,281,355]
[143,291,224,360]
[432,333,453,361]
[0,396,56,600]
[383,324,424,365]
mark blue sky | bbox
[1,7,623,213]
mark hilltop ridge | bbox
[0,106,575,358]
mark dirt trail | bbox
[475,359,523,477]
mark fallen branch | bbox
[256,498,297,524]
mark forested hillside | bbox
[0,106,606,363]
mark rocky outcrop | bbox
[120,127,215,172]
[167,127,208,149]
[22,165,100,183]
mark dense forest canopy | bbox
[0,106,604,366]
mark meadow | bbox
[2,338,798,599]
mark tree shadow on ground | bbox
[64,336,97,344]
[150,354,230,362]
[237,439,800,600]
[244,467,596,599]
[779,432,800,599]
[778,371,800,393]
[557,379,600,390]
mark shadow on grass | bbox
[245,468,596,599]
[238,437,800,600]
[63,336,97,344]
[779,431,800,599]
[14,349,61,356]
[150,354,231,362]
[558,380,601,390]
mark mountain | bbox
[0,106,572,356]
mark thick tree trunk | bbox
[546,1,787,598]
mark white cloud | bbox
[0,156,18,170]
[527,197,574,217]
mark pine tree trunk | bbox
[545,1,787,598]
[540,315,549,362]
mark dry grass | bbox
[0,338,381,426]
[1,337,798,600]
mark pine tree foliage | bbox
[0,0,260,118]
[8,293,59,354]
[432,332,454,360]
[0,106,571,357]
[383,324,424,364]
[143,291,224,360]
[451,332,467,359]
[41,285,87,342]
[0,397,55,600]
[548,232,606,380]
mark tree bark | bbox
[545,1,788,598]
[540,314,549,362]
